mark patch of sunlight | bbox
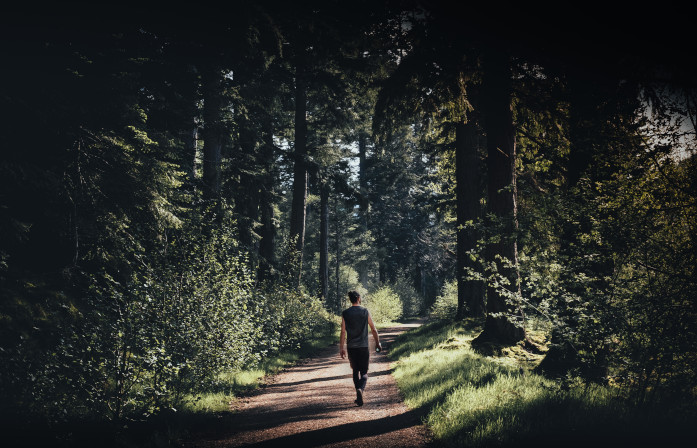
[181,392,234,413]
[389,319,695,447]
[427,373,552,442]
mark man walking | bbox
[340,290,382,406]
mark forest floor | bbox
[179,320,432,448]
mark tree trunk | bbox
[566,72,596,189]
[476,50,525,344]
[201,66,223,198]
[357,132,369,286]
[455,121,485,319]
[188,125,199,181]
[258,197,275,281]
[258,125,276,282]
[289,34,308,285]
[379,262,386,284]
[334,196,341,313]
[319,180,330,300]
[237,121,260,255]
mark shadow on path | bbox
[268,370,392,388]
[239,411,425,448]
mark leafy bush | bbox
[363,286,402,324]
[430,280,457,320]
[259,284,337,355]
[0,205,337,425]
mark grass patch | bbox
[389,319,695,447]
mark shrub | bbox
[0,209,337,425]
[260,284,337,354]
[430,280,457,320]
[363,286,402,324]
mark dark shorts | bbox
[347,347,370,372]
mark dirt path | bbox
[181,320,431,448]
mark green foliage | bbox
[0,17,338,431]
[389,321,695,447]
[0,204,337,426]
[510,63,697,398]
[363,285,402,324]
[366,124,451,303]
[430,279,458,320]
[259,283,337,354]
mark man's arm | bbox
[339,316,347,358]
[367,313,382,351]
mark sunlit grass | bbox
[375,320,402,329]
[181,392,234,413]
[389,319,695,447]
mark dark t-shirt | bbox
[342,305,370,348]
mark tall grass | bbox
[389,320,695,447]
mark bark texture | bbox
[289,35,308,283]
[455,121,485,319]
[258,127,277,282]
[201,67,223,198]
[477,50,525,344]
[319,181,330,300]
[357,132,370,286]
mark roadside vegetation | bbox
[4,323,339,448]
[389,318,695,447]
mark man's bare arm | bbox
[367,314,382,350]
[339,317,347,358]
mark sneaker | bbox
[356,388,364,406]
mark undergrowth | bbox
[389,319,695,447]
[4,325,340,448]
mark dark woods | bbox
[1,0,695,443]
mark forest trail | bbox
[180,320,431,448]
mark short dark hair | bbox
[348,290,361,304]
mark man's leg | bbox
[351,369,364,406]
[348,349,362,405]
[358,369,368,391]
[348,347,369,406]
[358,347,370,391]
[356,348,369,406]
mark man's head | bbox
[348,290,361,304]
